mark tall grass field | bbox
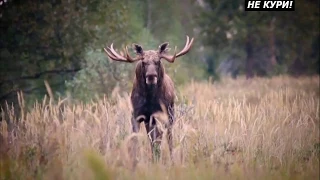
[0,76,319,180]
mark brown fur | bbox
[130,50,175,163]
[104,37,194,165]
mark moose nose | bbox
[146,71,157,78]
[147,74,157,81]
[146,73,158,85]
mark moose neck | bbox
[145,82,162,100]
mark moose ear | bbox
[133,43,143,55]
[158,42,170,54]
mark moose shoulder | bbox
[104,36,194,163]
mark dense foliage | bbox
[0,0,318,105]
[199,0,319,78]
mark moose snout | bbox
[146,73,158,85]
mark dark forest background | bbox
[0,0,319,107]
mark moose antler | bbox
[104,43,143,63]
[160,36,194,63]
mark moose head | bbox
[104,36,194,88]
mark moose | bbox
[104,36,194,163]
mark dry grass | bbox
[0,75,319,180]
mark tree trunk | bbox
[268,17,277,72]
[245,34,254,79]
[146,0,152,29]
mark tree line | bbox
[0,0,318,106]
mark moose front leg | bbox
[132,115,141,133]
[167,105,175,163]
[130,114,142,168]
[145,119,163,163]
[167,126,173,163]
